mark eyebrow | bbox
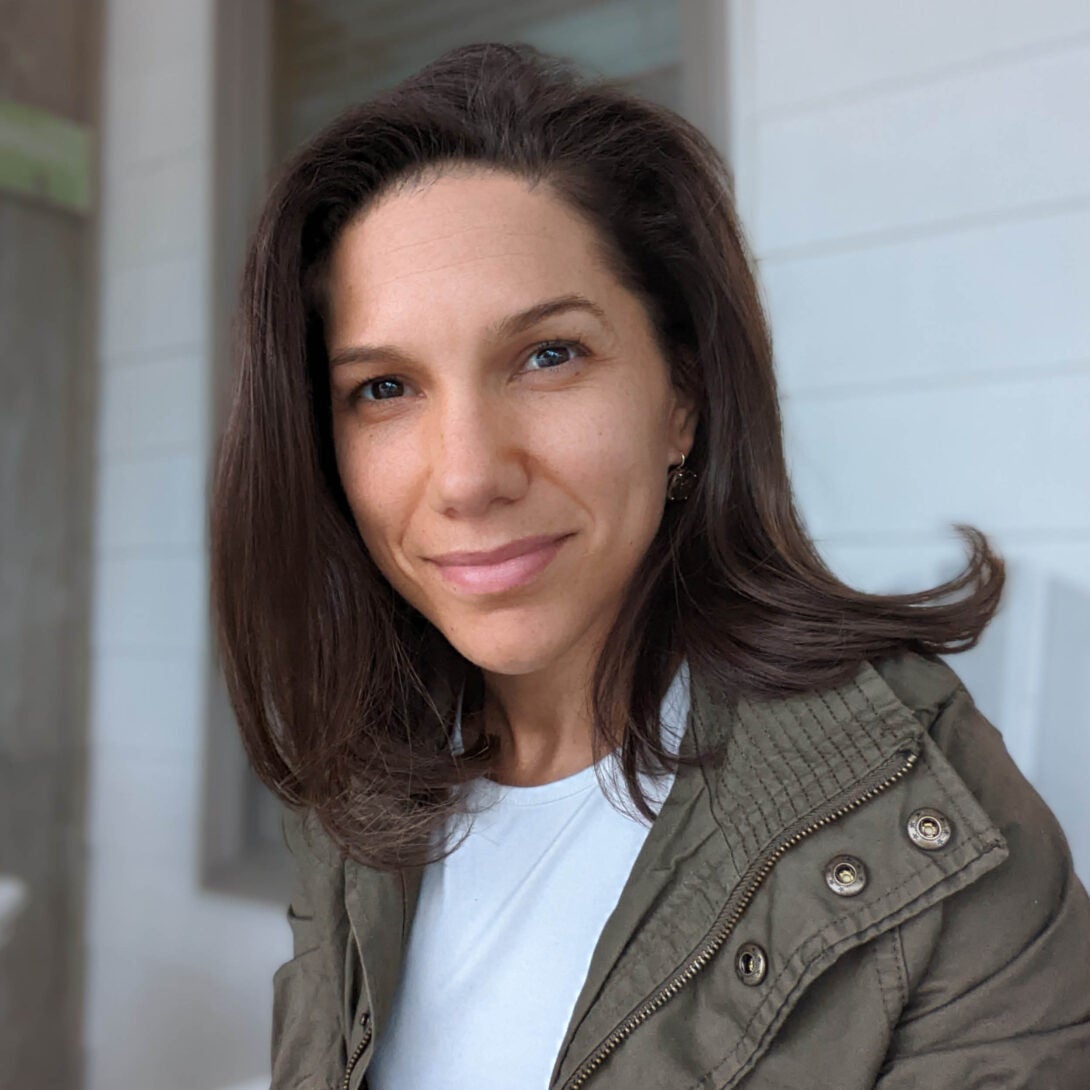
[327,293,611,370]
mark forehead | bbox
[325,170,617,322]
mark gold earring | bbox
[666,452,697,502]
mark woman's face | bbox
[325,168,696,678]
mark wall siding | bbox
[729,0,1090,878]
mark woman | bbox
[210,42,1090,1090]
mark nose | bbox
[425,386,529,518]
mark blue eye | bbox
[354,377,404,402]
[525,340,587,371]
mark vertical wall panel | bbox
[86,3,289,1090]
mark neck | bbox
[468,646,684,788]
[474,659,597,787]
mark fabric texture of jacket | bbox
[270,651,1090,1089]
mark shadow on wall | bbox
[945,564,1090,882]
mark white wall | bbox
[726,0,1090,877]
[86,2,288,1087]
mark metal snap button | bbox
[907,808,952,851]
[735,942,768,986]
[825,854,867,896]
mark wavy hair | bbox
[209,41,1004,870]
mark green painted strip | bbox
[0,99,93,213]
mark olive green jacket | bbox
[271,652,1090,1089]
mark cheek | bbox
[540,387,668,488]
[334,430,412,561]
[528,395,670,549]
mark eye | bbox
[351,376,408,403]
[523,339,588,372]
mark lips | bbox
[427,533,572,594]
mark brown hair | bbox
[209,41,1004,870]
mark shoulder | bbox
[871,651,1075,896]
[282,803,345,871]
[869,652,1090,1053]
[872,650,1077,914]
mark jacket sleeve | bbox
[875,683,1090,1088]
[271,805,350,1090]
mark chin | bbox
[442,614,581,678]
[451,641,557,677]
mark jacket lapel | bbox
[342,854,420,1054]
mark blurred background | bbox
[1,1,1088,1087]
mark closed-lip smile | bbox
[428,533,570,567]
[427,533,574,595]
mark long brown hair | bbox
[209,41,1003,870]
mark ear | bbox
[667,386,699,459]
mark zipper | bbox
[341,1009,372,1090]
[560,747,920,1090]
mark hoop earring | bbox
[666,452,698,502]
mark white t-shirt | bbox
[366,659,691,1090]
